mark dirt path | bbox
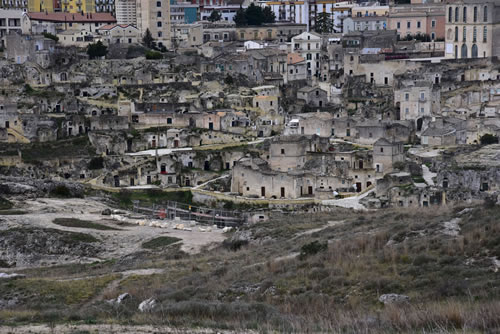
[0,324,255,334]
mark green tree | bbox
[480,134,499,145]
[208,10,222,22]
[86,41,107,59]
[314,12,334,34]
[234,6,247,26]
[224,74,234,85]
[245,3,263,26]
[262,6,276,24]
[43,32,59,42]
[142,28,154,48]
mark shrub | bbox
[145,50,162,60]
[0,196,13,210]
[300,240,327,259]
[50,185,71,198]
[88,157,104,170]
[43,32,59,42]
[223,238,248,251]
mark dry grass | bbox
[2,204,500,332]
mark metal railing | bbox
[132,200,245,227]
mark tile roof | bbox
[27,12,116,23]
[287,52,305,65]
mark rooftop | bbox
[27,12,116,23]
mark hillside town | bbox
[2,0,499,210]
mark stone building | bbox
[444,0,500,59]
[394,79,440,130]
[284,112,334,138]
[297,86,328,108]
[372,138,404,174]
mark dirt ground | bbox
[0,324,255,334]
[1,197,226,268]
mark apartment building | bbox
[388,3,445,40]
[264,0,352,32]
[115,0,135,25]
[291,31,322,79]
[445,0,500,59]
[0,8,23,38]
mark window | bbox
[473,6,478,22]
[157,11,161,17]
[281,148,285,154]
[307,53,312,60]
[158,31,162,37]
[405,108,409,114]
[405,93,409,101]
[463,7,467,23]
[420,107,424,114]
[407,21,411,29]
[420,91,425,100]
[463,26,466,41]
[432,20,436,28]
[307,43,310,50]
[455,26,459,41]
[483,26,487,42]
[448,7,452,23]
[417,21,421,29]
[157,1,161,6]
[473,26,477,42]
[380,147,384,153]
[455,7,459,22]
[484,6,488,22]
[157,21,162,27]
[397,22,400,29]
[431,32,435,40]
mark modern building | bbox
[388,3,445,40]
[291,31,322,79]
[21,11,116,34]
[444,0,500,59]
[137,0,199,48]
[23,0,114,13]
[0,0,27,10]
[199,0,242,23]
[0,8,23,38]
[263,0,352,32]
[343,15,387,34]
[115,0,136,25]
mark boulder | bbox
[379,293,409,305]
[101,208,112,216]
[138,298,156,312]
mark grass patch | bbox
[53,218,120,231]
[112,189,194,208]
[21,136,95,163]
[0,274,119,307]
[0,196,13,210]
[0,210,28,215]
[142,236,181,249]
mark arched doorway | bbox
[471,44,478,58]
[461,44,468,58]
